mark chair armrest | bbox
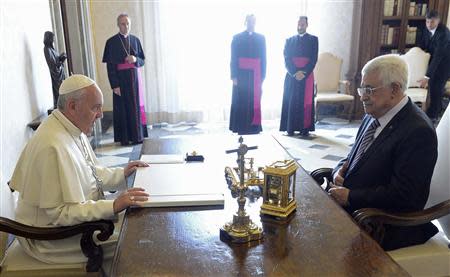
[338,80,351,95]
[0,217,114,272]
[353,200,450,243]
[310,168,333,191]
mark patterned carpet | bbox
[95,117,361,173]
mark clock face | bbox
[267,175,283,205]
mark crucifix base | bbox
[220,214,263,243]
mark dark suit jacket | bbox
[419,23,450,80]
[333,99,438,250]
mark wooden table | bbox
[111,135,408,277]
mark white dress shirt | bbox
[373,95,409,139]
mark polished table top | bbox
[111,135,408,277]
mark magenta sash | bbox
[292,57,314,128]
[117,63,147,124]
[117,63,136,70]
[238,57,262,125]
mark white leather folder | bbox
[134,162,225,207]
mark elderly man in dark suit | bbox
[418,10,450,122]
[329,54,438,251]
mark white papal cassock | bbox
[10,109,126,264]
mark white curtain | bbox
[140,0,306,124]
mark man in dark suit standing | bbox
[329,54,438,250]
[418,10,450,122]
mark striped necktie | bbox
[348,118,380,172]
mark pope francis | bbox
[9,75,149,267]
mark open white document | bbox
[140,154,185,164]
[134,162,225,207]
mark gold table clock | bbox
[261,160,298,219]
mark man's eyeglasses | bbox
[357,85,386,96]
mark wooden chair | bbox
[310,105,450,276]
[313,52,356,122]
[401,47,431,111]
[0,194,114,277]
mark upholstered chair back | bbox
[402,47,430,88]
[314,53,342,92]
[427,105,450,238]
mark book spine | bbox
[409,2,415,16]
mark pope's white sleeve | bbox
[44,200,115,226]
[96,166,127,191]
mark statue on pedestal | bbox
[44,31,67,109]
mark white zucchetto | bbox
[59,74,96,95]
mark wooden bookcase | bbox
[380,0,449,55]
[351,0,449,118]
[358,0,448,64]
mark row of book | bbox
[380,25,401,45]
[384,0,404,16]
[406,25,419,44]
[409,2,428,16]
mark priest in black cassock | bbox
[229,14,266,135]
[102,13,148,146]
[280,16,318,136]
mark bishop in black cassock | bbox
[280,16,318,136]
[102,14,148,146]
[229,15,266,135]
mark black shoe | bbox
[287,132,295,136]
[299,131,310,136]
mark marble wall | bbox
[307,0,355,81]
[0,0,53,218]
[89,0,145,111]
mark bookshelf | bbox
[356,0,448,73]
[379,0,446,54]
[350,0,449,118]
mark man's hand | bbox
[113,187,149,213]
[294,71,305,81]
[113,87,121,96]
[124,160,149,177]
[328,184,350,206]
[232,78,237,86]
[333,161,349,187]
[417,78,429,88]
[126,55,137,64]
